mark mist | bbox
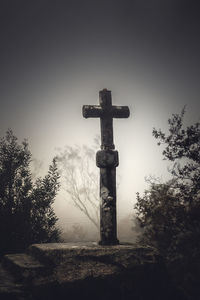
[1,0,200,240]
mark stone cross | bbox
[82,89,130,245]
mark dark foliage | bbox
[0,129,60,254]
[135,109,200,298]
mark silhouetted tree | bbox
[0,129,60,254]
[135,108,200,259]
[135,109,200,298]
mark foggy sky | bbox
[1,0,200,226]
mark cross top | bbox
[82,89,130,150]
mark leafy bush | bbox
[135,109,200,257]
[0,129,60,254]
[135,109,200,298]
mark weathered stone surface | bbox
[82,89,130,150]
[29,242,158,266]
[0,263,24,300]
[3,253,45,281]
[0,242,184,300]
[96,150,119,168]
[83,89,130,245]
[99,166,118,245]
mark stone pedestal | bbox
[0,242,181,300]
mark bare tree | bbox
[56,137,100,228]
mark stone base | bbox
[98,238,119,246]
[0,242,184,300]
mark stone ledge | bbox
[28,242,159,267]
[3,253,45,282]
[0,263,25,299]
[0,242,183,300]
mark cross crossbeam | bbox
[83,89,129,150]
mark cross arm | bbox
[112,106,130,118]
[82,105,102,118]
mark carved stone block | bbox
[96,150,119,168]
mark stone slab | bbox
[4,253,44,269]
[0,263,24,299]
[3,253,45,281]
[28,242,159,267]
[28,242,162,290]
[26,242,174,300]
[0,243,181,300]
